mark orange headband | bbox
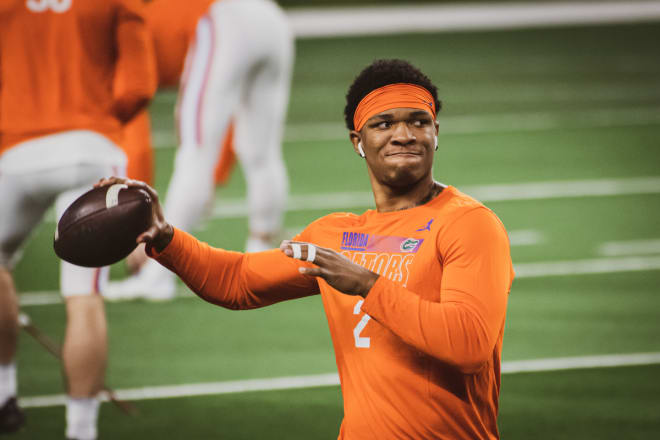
[353,83,436,131]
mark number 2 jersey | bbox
[152,185,515,439]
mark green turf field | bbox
[11,21,660,439]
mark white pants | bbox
[166,0,293,237]
[0,130,126,296]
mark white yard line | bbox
[18,292,64,307]
[18,352,660,408]
[598,239,660,257]
[514,255,660,278]
[500,352,660,373]
[459,176,660,202]
[40,176,660,224]
[281,107,660,144]
[507,230,544,247]
[16,254,660,307]
[210,176,660,218]
[287,2,660,38]
[152,107,660,147]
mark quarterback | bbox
[99,59,514,439]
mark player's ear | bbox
[349,131,364,158]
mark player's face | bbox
[352,107,439,189]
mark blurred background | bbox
[12,0,660,438]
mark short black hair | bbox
[344,59,442,131]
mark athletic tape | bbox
[292,243,302,259]
[306,245,316,263]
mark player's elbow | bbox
[451,349,492,374]
[430,342,492,374]
[113,95,151,124]
[113,75,156,124]
[197,292,248,311]
[196,287,262,311]
[443,313,496,374]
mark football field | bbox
[11,16,660,439]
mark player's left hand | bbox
[280,240,379,297]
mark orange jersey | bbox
[145,0,215,87]
[152,186,514,439]
[0,0,157,154]
[122,109,154,184]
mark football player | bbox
[98,59,515,439]
[106,0,294,301]
[0,1,156,438]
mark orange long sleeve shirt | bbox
[153,186,514,439]
[0,0,156,154]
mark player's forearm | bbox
[150,228,246,308]
[113,16,157,123]
[362,278,507,374]
[152,228,319,309]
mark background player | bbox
[119,0,236,271]
[0,1,156,437]
[98,59,514,438]
[106,0,294,300]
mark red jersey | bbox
[153,186,514,439]
[0,0,157,154]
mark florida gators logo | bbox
[400,238,421,252]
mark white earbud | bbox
[357,142,366,158]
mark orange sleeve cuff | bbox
[146,227,184,260]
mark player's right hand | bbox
[280,240,380,297]
[94,177,174,253]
